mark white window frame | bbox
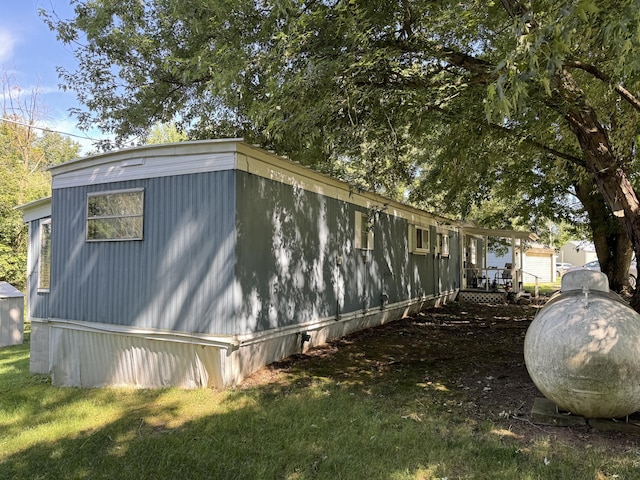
[439,233,450,257]
[408,225,431,255]
[354,211,374,250]
[38,219,51,292]
[86,188,145,242]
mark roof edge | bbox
[462,226,538,242]
[16,196,52,223]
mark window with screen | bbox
[415,226,430,254]
[440,233,450,257]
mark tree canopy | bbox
[0,75,81,289]
[44,1,640,298]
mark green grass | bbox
[0,319,638,480]
[524,281,561,298]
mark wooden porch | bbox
[458,225,540,305]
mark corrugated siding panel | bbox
[50,171,237,334]
[405,226,436,299]
[370,213,410,305]
[234,172,460,334]
[49,326,223,388]
[437,230,461,293]
[234,173,342,333]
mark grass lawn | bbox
[1,310,639,479]
[524,281,561,298]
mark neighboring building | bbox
[486,244,556,283]
[19,140,532,389]
[559,240,597,267]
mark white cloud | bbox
[7,84,59,98]
[0,28,17,63]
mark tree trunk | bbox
[574,176,633,292]
[558,69,640,307]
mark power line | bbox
[0,116,101,142]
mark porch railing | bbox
[464,267,539,298]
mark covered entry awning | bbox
[461,227,538,242]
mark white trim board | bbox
[18,197,52,223]
[51,151,237,189]
[37,291,458,352]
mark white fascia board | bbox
[49,138,243,176]
[51,140,241,189]
[16,197,52,223]
[462,226,538,242]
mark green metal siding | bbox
[49,172,237,334]
[234,172,460,333]
[46,166,460,337]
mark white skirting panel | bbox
[29,320,50,373]
[49,327,226,388]
[37,291,457,389]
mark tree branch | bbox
[426,104,586,167]
[389,38,497,85]
[565,60,640,113]
[499,0,527,19]
[487,122,586,167]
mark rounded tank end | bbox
[561,269,609,293]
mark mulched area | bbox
[241,299,640,451]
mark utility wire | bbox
[0,116,101,141]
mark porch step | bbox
[514,291,532,305]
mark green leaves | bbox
[0,114,80,290]
[39,0,640,254]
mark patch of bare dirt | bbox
[240,299,640,451]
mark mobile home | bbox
[20,140,523,388]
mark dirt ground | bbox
[242,298,640,451]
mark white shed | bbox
[487,245,555,283]
[0,282,24,347]
[522,247,556,283]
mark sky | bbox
[0,0,103,152]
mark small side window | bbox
[439,233,450,257]
[355,211,374,250]
[38,220,51,291]
[409,225,431,255]
[87,189,144,241]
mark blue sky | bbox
[1,0,102,151]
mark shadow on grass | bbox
[0,380,562,480]
[0,310,636,480]
[0,307,632,479]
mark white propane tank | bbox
[524,269,640,418]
